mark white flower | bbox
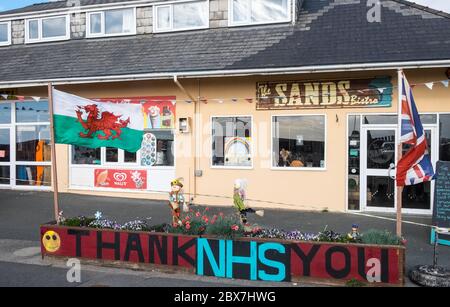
[94,211,103,220]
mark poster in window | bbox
[94,96,176,129]
[94,169,147,190]
[224,137,251,167]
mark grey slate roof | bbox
[0,0,135,15]
[1,0,450,83]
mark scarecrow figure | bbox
[169,178,188,226]
[233,179,264,224]
[348,224,360,241]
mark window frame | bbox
[86,7,137,38]
[228,0,292,27]
[153,0,210,33]
[271,114,327,171]
[210,115,254,170]
[0,21,11,46]
[25,15,70,44]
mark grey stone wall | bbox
[137,6,152,34]
[11,20,25,45]
[210,0,228,28]
[71,12,86,39]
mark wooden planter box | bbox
[41,224,405,286]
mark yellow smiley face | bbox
[42,231,61,253]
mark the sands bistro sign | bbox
[256,77,392,110]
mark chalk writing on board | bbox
[433,161,450,228]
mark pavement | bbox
[0,190,449,287]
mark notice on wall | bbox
[256,77,392,110]
[94,169,147,190]
[433,161,450,228]
[94,96,176,129]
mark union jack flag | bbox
[396,73,435,187]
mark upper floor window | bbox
[87,8,136,37]
[0,22,11,46]
[230,0,291,26]
[154,0,208,33]
[25,15,69,43]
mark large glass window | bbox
[0,129,10,162]
[440,114,450,161]
[87,8,135,37]
[231,0,290,26]
[26,16,69,43]
[273,115,325,168]
[141,131,175,167]
[16,125,51,162]
[16,101,50,123]
[0,102,11,123]
[212,117,252,167]
[155,1,208,32]
[72,146,101,165]
[0,166,9,185]
[0,22,11,46]
[16,165,51,187]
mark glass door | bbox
[361,128,397,212]
[0,128,11,186]
[361,126,437,214]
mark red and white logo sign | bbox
[94,169,147,190]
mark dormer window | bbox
[25,15,70,43]
[87,8,136,38]
[0,22,11,46]
[154,0,208,33]
[230,0,291,26]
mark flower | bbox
[185,222,191,230]
[231,225,240,231]
[94,211,103,220]
[219,212,224,217]
[196,212,201,217]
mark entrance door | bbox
[361,128,397,212]
[360,126,437,214]
[0,128,11,186]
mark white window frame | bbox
[210,115,254,170]
[153,0,209,33]
[86,7,137,38]
[25,15,70,44]
[228,0,292,27]
[0,21,11,46]
[102,147,140,166]
[271,114,327,171]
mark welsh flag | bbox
[53,89,144,152]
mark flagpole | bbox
[396,69,404,237]
[48,82,60,222]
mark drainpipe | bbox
[173,75,198,201]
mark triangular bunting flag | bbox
[231,98,238,103]
[171,100,176,106]
[31,96,41,102]
[378,88,385,94]
[245,98,253,103]
[425,82,434,90]
[16,96,25,101]
[441,80,449,88]
[1,94,8,100]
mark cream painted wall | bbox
[17,68,450,212]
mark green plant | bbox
[361,229,402,246]
[205,215,244,239]
[345,278,366,287]
[61,216,96,227]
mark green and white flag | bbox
[53,89,144,152]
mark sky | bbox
[0,0,449,13]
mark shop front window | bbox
[16,125,51,162]
[440,114,450,161]
[212,117,252,168]
[0,102,11,123]
[0,129,10,162]
[16,165,51,187]
[141,130,174,167]
[272,115,325,168]
[16,101,50,123]
[72,146,101,165]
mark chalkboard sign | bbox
[433,161,450,228]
